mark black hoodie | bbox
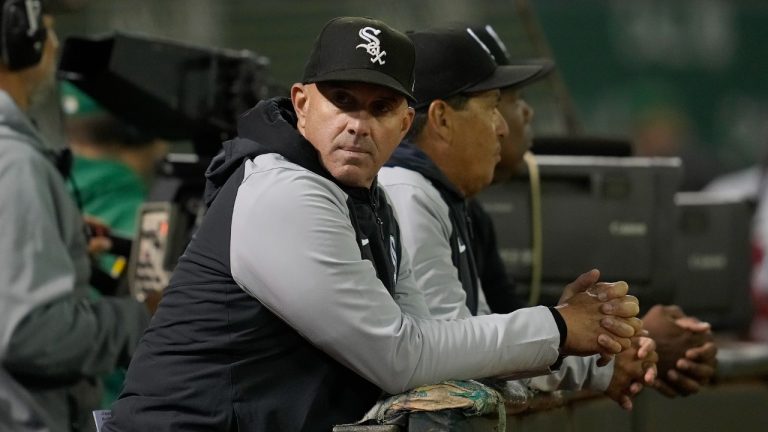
[107,98,404,432]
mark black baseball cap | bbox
[408,27,542,109]
[303,17,416,101]
[470,24,555,90]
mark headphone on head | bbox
[0,0,46,70]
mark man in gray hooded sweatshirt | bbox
[0,3,149,431]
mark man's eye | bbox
[372,101,393,115]
[332,92,353,106]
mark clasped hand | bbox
[555,269,642,360]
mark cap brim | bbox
[505,59,555,90]
[464,64,544,93]
[305,68,415,102]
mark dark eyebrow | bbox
[377,95,399,104]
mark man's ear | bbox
[291,83,308,133]
[426,99,453,143]
[399,106,415,140]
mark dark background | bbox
[54,0,768,182]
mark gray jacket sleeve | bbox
[0,146,149,380]
[230,155,562,395]
[525,355,614,392]
[5,297,150,381]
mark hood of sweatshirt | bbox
[0,90,52,157]
[203,97,333,206]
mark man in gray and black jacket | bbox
[106,17,643,432]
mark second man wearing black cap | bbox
[379,26,654,407]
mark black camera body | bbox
[59,32,284,155]
[59,33,285,298]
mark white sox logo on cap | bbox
[356,27,387,65]
[303,17,415,100]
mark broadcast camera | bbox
[58,32,286,299]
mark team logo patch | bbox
[356,27,387,65]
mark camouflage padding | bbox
[360,380,506,430]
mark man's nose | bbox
[494,108,509,138]
[346,111,373,137]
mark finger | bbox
[627,317,644,333]
[619,394,633,411]
[653,378,679,398]
[666,369,701,395]
[601,298,640,318]
[675,316,712,333]
[643,364,658,384]
[602,317,642,338]
[676,359,716,381]
[564,269,601,296]
[83,214,102,223]
[642,304,664,320]
[83,216,111,236]
[88,237,113,254]
[662,305,686,319]
[82,214,108,227]
[588,280,628,301]
[629,382,644,395]
[636,337,656,359]
[686,342,718,361]
[598,334,626,353]
[645,349,659,365]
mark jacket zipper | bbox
[369,189,385,243]
[369,189,398,288]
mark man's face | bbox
[292,81,414,188]
[494,88,534,182]
[449,89,508,197]
[24,15,58,107]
